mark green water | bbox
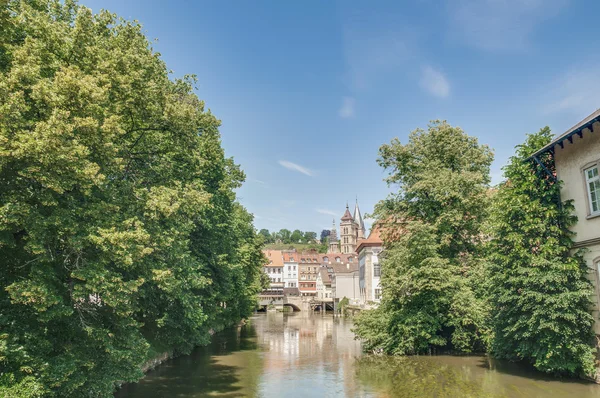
[115,313,600,397]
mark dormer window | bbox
[335,257,341,263]
[323,256,328,262]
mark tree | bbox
[354,121,493,355]
[258,229,271,243]
[303,231,317,243]
[290,229,303,243]
[277,229,291,244]
[0,1,263,396]
[320,229,331,242]
[486,128,595,376]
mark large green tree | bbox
[0,1,263,396]
[354,121,493,355]
[486,128,595,376]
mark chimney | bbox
[346,263,349,270]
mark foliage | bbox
[354,121,493,355]
[259,228,318,245]
[0,1,263,396]
[320,229,331,242]
[258,229,271,242]
[486,128,595,377]
[290,229,303,243]
[303,231,317,242]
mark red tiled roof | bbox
[341,206,354,221]
[282,251,298,262]
[356,225,383,253]
[263,249,284,267]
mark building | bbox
[329,200,366,254]
[357,225,383,306]
[282,250,299,288]
[316,268,333,301]
[530,109,600,333]
[260,250,285,307]
[330,259,360,307]
[299,251,320,297]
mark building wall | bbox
[333,272,360,302]
[371,250,381,303]
[555,122,600,242]
[340,220,357,254]
[283,260,298,288]
[554,123,600,333]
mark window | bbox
[348,257,353,262]
[290,257,294,262]
[336,257,340,262]
[375,289,382,300]
[374,263,381,277]
[288,266,291,271]
[323,256,328,262]
[585,165,600,215]
[293,265,296,271]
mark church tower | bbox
[353,198,366,241]
[340,203,356,254]
[328,218,340,253]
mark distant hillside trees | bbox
[259,228,320,244]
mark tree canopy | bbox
[486,128,595,376]
[354,121,493,355]
[0,1,263,396]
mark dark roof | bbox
[283,287,300,296]
[530,108,600,158]
[341,206,354,221]
[330,261,358,274]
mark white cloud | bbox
[420,66,450,98]
[278,160,313,177]
[316,208,338,217]
[339,97,355,118]
[544,68,600,116]
[251,179,267,185]
[448,0,567,52]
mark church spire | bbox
[354,197,366,240]
[353,197,364,230]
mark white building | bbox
[282,250,299,288]
[330,260,360,307]
[357,225,383,306]
[316,268,332,301]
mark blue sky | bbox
[82,0,600,234]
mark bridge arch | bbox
[283,303,301,312]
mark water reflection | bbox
[115,313,600,397]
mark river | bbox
[115,312,600,397]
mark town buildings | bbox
[531,109,600,334]
[260,200,373,310]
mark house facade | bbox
[316,268,332,301]
[299,253,320,297]
[531,109,600,333]
[282,250,299,288]
[357,225,383,306]
[331,261,360,307]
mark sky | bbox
[81,0,600,234]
